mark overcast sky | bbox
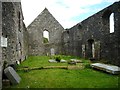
[21,0,118,29]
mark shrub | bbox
[54,55,61,62]
[85,64,91,69]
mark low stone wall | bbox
[0,66,2,90]
[0,1,2,89]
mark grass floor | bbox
[8,56,119,88]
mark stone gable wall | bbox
[28,8,64,55]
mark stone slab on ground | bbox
[91,63,120,74]
[70,59,82,63]
[60,59,67,63]
[48,59,57,63]
[4,66,21,85]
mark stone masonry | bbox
[62,1,120,66]
[0,1,2,89]
[2,2,28,65]
[27,8,64,56]
[0,1,120,89]
[0,1,28,89]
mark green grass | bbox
[8,56,119,88]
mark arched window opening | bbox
[110,13,114,33]
[43,30,49,43]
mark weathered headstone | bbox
[50,48,55,56]
[4,66,21,85]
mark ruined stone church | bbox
[0,1,120,89]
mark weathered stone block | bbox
[60,59,67,63]
[4,66,21,85]
[50,48,55,56]
[70,59,82,63]
[48,59,57,63]
[91,63,120,74]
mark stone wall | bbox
[2,2,28,65]
[0,1,2,89]
[62,1,120,66]
[62,27,82,57]
[28,8,64,56]
[0,1,119,89]
[23,23,28,59]
[1,1,28,89]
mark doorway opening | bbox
[88,39,95,59]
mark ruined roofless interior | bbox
[0,1,120,89]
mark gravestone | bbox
[48,59,57,63]
[91,63,120,74]
[68,61,76,65]
[60,59,67,63]
[50,48,55,56]
[4,66,21,85]
[70,59,82,63]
